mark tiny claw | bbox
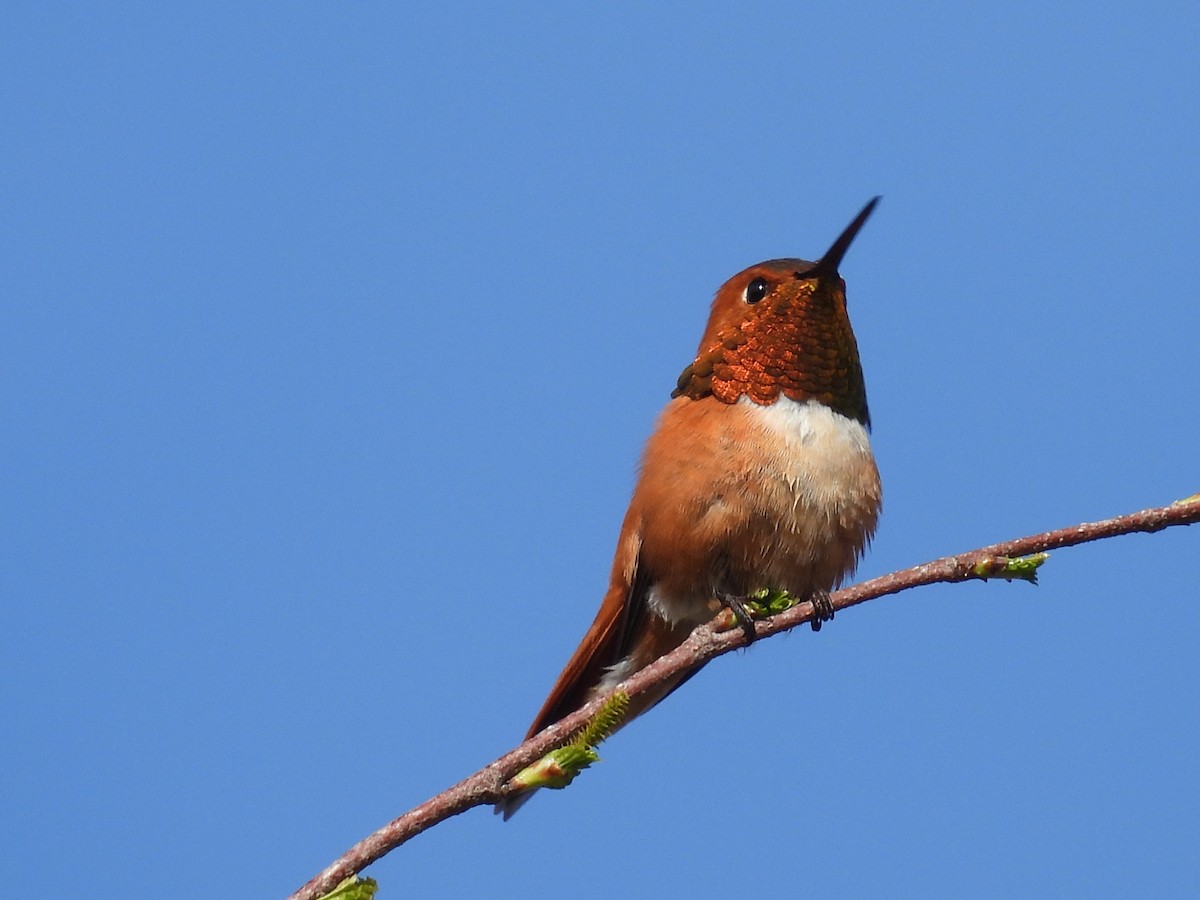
[808,589,835,632]
[718,593,758,643]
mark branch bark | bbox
[288,496,1200,900]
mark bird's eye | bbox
[744,277,770,304]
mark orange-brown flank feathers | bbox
[505,200,883,817]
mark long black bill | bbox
[810,196,880,278]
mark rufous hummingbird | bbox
[500,198,883,817]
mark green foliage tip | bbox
[745,588,799,616]
[510,691,630,792]
[571,688,629,751]
[972,552,1049,584]
[317,875,378,900]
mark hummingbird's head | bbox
[672,198,878,427]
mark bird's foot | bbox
[716,588,835,637]
[716,593,758,643]
[807,589,835,632]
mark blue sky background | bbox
[4,4,1198,898]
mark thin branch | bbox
[288,496,1200,900]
